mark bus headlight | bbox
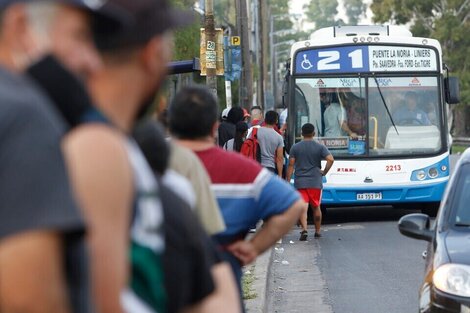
[417,170,427,180]
[433,264,470,298]
[428,168,438,178]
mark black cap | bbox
[0,0,129,34]
[94,0,195,51]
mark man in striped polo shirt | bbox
[168,86,304,307]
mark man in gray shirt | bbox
[286,123,334,240]
[257,110,284,176]
[0,1,122,312]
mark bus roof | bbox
[309,25,412,40]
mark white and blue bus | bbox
[284,25,460,215]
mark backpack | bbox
[240,127,261,162]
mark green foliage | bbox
[343,0,367,25]
[370,0,470,105]
[170,0,200,61]
[242,269,258,300]
[304,0,344,29]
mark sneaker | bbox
[299,230,308,241]
[314,232,322,238]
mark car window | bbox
[454,164,470,226]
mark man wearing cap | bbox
[0,1,122,313]
[63,1,240,313]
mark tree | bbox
[343,0,367,25]
[304,0,345,29]
[371,0,470,135]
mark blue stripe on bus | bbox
[321,179,448,204]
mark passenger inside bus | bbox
[322,92,358,138]
[345,98,366,136]
[392,91,431,126]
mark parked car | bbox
[398,148,470,313]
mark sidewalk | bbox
[244,246,273,313]
[244,226,333,313]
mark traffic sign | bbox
[200,28,224,76]
[231,36,240,46]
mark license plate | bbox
[357,192,382,200]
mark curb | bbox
[244,246,274,313]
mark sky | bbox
[289,0,373,32]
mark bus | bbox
[284,25,460,215]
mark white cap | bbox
[221,107,230,120]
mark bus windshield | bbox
[293,76,442,158]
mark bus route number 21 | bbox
[317,48,364,71]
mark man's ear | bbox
[139,36,162,74]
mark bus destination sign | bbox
[295,45,438,74]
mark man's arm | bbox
[341,121,358,139]
[63,125,133,313]
[285,157,295,183]
[321,154,334,176]
[228,199,303,265]
[275,147,284,177]
[0,232,70,313]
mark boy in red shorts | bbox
[286,123,334,240]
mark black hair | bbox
[234,121,248,152]
[250,105,262,112]
[168,85,218,139]
[301,123,315,136]
[265,110,279,125]
[133,119,169,175]
[227,107,244,124]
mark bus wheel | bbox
[422,202,439,217]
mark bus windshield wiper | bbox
[455,222,470,227]
[372,75,399,135]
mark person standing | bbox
[62,1,195,312]
[168,85,303,309]
[224,121,248,152]
[0,1,122,313]
[286,123,334,240]
[257,110,284,176]
[218,107,244,147]
[322,92,357,138]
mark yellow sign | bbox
[231,36,241,46]
[200,28,224,76]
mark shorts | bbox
[298,188,322,207]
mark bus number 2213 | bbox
[386,165,402,172]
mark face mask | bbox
[26,54,94,128]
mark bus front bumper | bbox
[321,179,448,205]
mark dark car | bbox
[398,148,470,313]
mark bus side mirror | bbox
[445,77,460,104]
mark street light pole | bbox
[271,39,294,105]
[269,13,301,106]
[205,0,217,97]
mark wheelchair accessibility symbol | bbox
[301,54,313,70]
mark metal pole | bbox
[240,0,252,110]
[269,15,274,95]
[205,0,217,97]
